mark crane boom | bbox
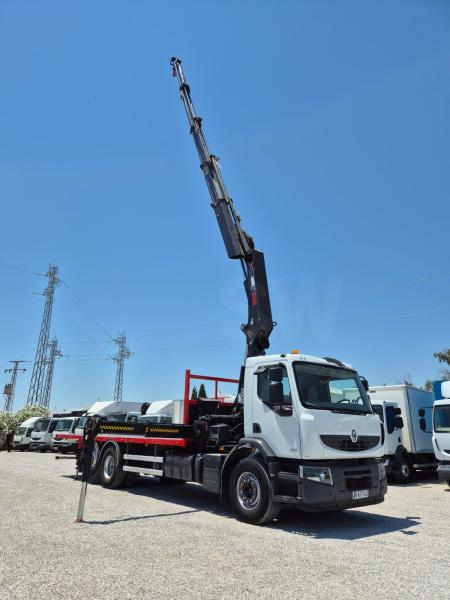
[171,57,274,357]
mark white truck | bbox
[29,417,58,451]
[51,417,80,453]
[74,58,387,525]
[370,385,437,483]
[12,417,42,451]
[432,381,450,487]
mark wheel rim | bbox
[401,462,410,478]
[236,471,261,511]
[91,443,99,469]
[103,454,115,481]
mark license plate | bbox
[440,464,450,471]
[352,489,369,500]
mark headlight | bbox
[378,462,386,480]
[299,465,333,485]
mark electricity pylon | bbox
[41,338,62,410]
[27,264,60,406]
[112,333,131,403]
[3,361,28,412]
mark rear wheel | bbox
[99,446,126,489]
[229,457,280,525]
[393,454,413,484]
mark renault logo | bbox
[351,429,358,443]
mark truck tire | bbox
[393,454,413,484]
[229,457,280,525]
[99,446,126,489]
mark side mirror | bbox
[267,381,283,407]
[395,416,404,429]
[394,407,402,416]
[268,366,283,383]
[419,417,426,431]
[418,408,425,418]
[361,377,369,392]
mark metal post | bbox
[75,416,100,523]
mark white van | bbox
[12,417,42,451]
[432,381,450,487]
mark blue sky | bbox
[1,1,449,412]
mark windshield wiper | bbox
[330,407,370,415]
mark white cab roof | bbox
[245,353,354,370]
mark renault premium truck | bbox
[432,381,450,487]
[370,385,436,483]
[75,58,387,525]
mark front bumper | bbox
[437,462,450,483]
[272,460,387,512]
[11,442,29,450]
[53,440,77,450]
[29,441,47,450]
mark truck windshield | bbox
[293,362,372,414]
[55,420,73,431]
[434,405,450,433]
[34,419,50,432]
[15,427,27,435]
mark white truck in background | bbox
[29,416,60,451]
[12,417,42,451]
[432,381,450,487]
[370,385,437,483]
[51,417,80,453]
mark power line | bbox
[55,302,113,360]
[0,262,45,277]
[60,281,114,340]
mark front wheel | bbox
[229,457,280,525]
[393,454,413,484]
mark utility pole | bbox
[3,361,28,412]
[112,333,131,403]
[27,264,59,406]
[41,338,62,410]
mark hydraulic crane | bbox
[170,57,274,360]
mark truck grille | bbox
[320,435,380,452]
[344,469,372,491]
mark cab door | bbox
[251,363,301,459]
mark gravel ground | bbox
[0,452,448,600]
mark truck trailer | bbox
[75,57,387,524]
[370,384,437,483]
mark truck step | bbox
[123,454,163,463]
[273,495,299,504]
[123,466,163,476]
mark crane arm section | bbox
[170,57,274,357]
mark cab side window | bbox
[257,365,292,415]
[385,406,396,434]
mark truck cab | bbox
[30,417,59,451]
[370,384,436,483]
[238,353,386,511]
[12,417,42,451]
[52,417,80,453]
[432,381,450,487]
[371,400,407,481]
